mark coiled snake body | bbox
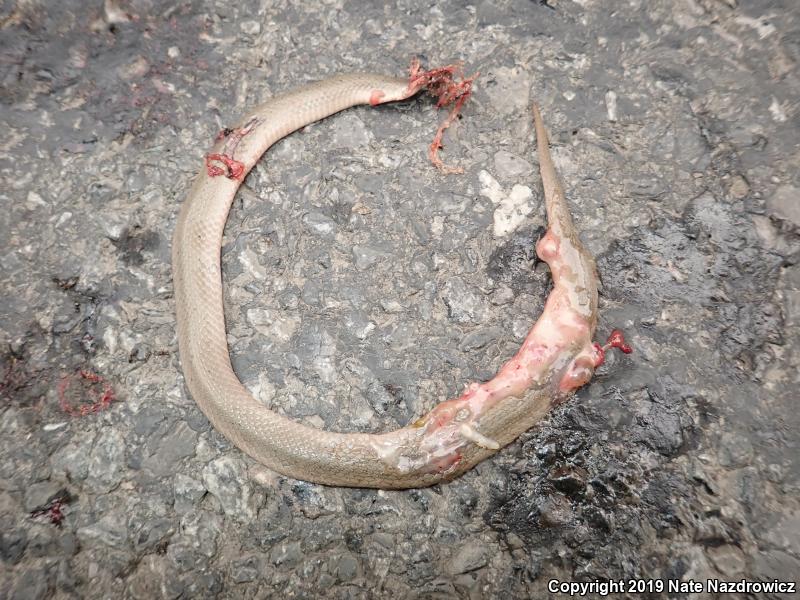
[172,71,607,488]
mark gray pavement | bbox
[1,0,798,598]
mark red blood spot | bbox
[30,499,64,526]
[592,342,606,367]
[428,405,458,429]
[431,413,448,428]
[205,117,258,179]
[432,450,462,475]
[604,329,632,354]
[406,58,477,174]
[369,90,386,106]
[205,160,226,177]
[592,329,632,368]
[30,492,71,527]
[205,153,245,180]
[58,370,116,417]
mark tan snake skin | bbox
[172,72,602,488]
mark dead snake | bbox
[172,71,616,488]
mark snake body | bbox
[172,72,602,488]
